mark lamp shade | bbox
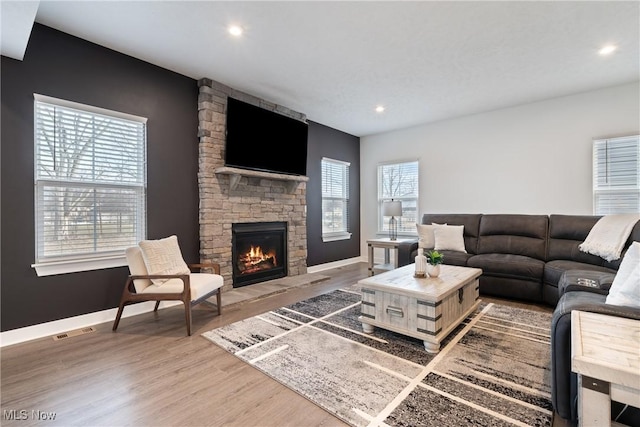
[382,200,402,217]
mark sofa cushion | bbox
[544,260,617,289]
[422,214,481,254]
[467,253,545,280]
[477,214,548,260]
[548,215,607,263]
[437,250,473,267]
[548,214,640,270]
[579,214,640,262]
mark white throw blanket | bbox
[579,214,640,262]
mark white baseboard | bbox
[0,300,181,348]
[307,256,364,273]
[2,257,366,348]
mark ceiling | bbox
[2,1,639,137]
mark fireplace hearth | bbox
[232,222,287,287]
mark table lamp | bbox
[382,199,402,240]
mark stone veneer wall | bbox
[197,78,308,290]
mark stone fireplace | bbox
[197,78,308,291]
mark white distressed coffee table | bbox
[357,264,482,353]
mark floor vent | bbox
[53,327,96,341]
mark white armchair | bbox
[112,236,224,336]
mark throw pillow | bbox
[138,235,190,285]
[416,224,436,249]
[606,241,640,308]
[433,224,466,253]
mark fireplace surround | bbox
[197,78,309,291]
[232,222,287,287]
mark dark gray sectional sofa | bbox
[397,212,640,425]
[397,213,639,306]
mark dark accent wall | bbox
[1,24,200,331]
[306,121,361,266]
[1,24,362,333]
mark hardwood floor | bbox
[1,262,564,427]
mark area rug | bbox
[202,288,553,427]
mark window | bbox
[592,135,639,215]
[378,160,419,235]
[33,94,147,276]
[321,157,351,242]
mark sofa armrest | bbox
[397,240,419,267]
[550,290,640,421]
[554,292,640,322]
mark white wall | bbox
[360,82,640,253]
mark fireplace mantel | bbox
[215,166,309,194]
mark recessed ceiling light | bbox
[228,25,243,37]
[598,45,617,56]
[375,105,385,113]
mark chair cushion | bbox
[138,235,190,285]
[141,273,224,301]
[467,253,544,280]
[125,246,152,293]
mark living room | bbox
[1,1,639,426]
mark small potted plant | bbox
[426,250,444,277]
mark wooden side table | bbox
[366,238,413,276]
[571,310,640,426]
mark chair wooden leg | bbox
[216,290,222,315]
[154,301,160,311]
[112,302,126,331]
[185,303,192,336]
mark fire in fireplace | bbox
[232,222,287,287]
[238,245,277,274]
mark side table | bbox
[571,310,640,426]
[366,238,413,276]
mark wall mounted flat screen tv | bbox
[225,97,308,176]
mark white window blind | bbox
[593,135,640,215]
[33,94,147,275]
[321,157,351,241]
[377,160,419,235]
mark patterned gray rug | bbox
[203,288,553,427]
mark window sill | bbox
[32,254,126,277]
[322,232,352,242]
